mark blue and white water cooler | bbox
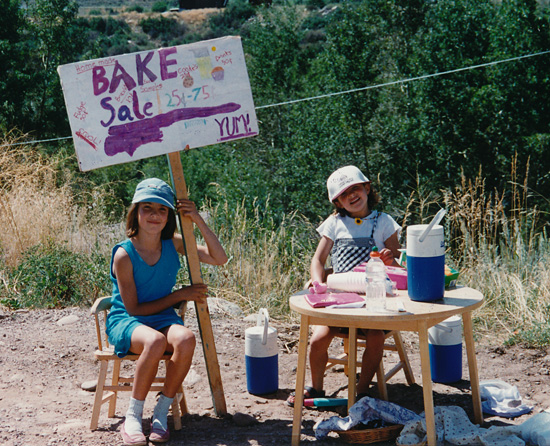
[428,316,463,383]
[245,308,279,395]
[406,224,445,302]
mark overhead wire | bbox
[1,49,549,149]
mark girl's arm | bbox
[113,247,207,316]
[380,231,401,266]
[311,236,334,284]
[173,199,228,266]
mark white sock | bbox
[125,397,145,435]
[152,393,174,432]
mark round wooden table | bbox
[289,286,484,446]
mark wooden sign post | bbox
[168,151,227,416]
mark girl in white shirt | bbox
[287,165,401,406]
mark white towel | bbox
[480,379,533,418]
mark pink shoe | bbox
[149,422,170,443]
[121,421,147,446]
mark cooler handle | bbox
[419,208,446,243]
[257,308,269,345]
[433,324,453,333]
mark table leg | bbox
[347,327,357,411]
[463,311,483,425]
[291,315,310,446]
[418,320,436,446]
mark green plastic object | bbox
[445,266,459,288]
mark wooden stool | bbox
[89,296,188,430]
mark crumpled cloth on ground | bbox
[314,397,535,445]
[314,396,421,439]
[480,379,533,418]
[397,405,525,445]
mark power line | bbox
[255,50,550,109]
[2,49,549,149]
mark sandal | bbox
[286,386,325,407]
[149,424,170,443]
[121,422,147,446]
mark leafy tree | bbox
[2,0,550,226]
[0,0,26,132]
[306,0,428,211]
[485,0,550,199]
[207,0,256,38]
[400,0,550,201]
[18,0,84,138]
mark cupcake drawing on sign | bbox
[183,74,194,88]
[211,66,224,81]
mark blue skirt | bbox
[107,307,184,358]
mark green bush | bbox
[506,321,550,348]
[151,1,168,12]
[5,243,110,309]
[85,17,131,36]
[208,0,255,35]
[88,9,102,15]
[139,16,187,43]
[126,4,144,12]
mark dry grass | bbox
[0,135,120,268]
[404,155,550,334]
[197,198,318,320]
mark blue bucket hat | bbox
[132,178,175,209]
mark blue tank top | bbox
[106,238,183,357]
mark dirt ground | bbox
[1,304,549,446]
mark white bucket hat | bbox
[327,166,370,201]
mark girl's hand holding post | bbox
[174,198,228,266]
[178,283,208,304]
[176,199,201,223]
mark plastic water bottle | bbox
[367,247,386,274]
[365,247,387,311]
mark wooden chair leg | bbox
[179,388,188,416]
[376,360,389,401]
[325,331,414,404]
[342,340,350,376]
[90,361,108,430]
[392,331,415,385]
[169,371,186,430]
[171,398,182,430]
[108,360,121,418]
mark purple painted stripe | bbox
[104,102,241,157]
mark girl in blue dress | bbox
[107,178,227,445]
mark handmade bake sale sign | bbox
[57,36,258,171]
